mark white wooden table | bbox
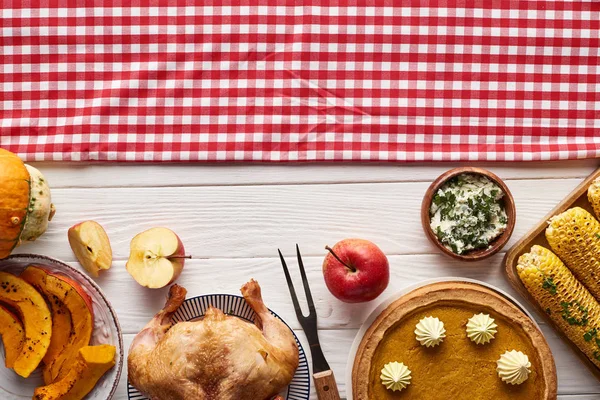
[20,160,600,400]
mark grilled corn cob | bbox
[546,207,600,301]
[588,177,600,219]
[517,245,600,368]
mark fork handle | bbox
[313,370,341,400]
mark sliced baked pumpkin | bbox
[0,271,52,378]
[0,303,25,368]
[34,344,116,400]
[42,273,94,384]
[21,266,73,364]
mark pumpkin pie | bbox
[352,281,557,400]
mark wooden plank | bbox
[11,162,600,398]
[44,256,535,333]
[29,160,598,188]
[115,328,599,400]
[16,178,586,260]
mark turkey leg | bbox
[129,284,187,352]
[241,279,299,365]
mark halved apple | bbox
[41,273,94,384]
[0,271,52,378]
[20,266,73,364]
[0,304,25,368]
[126,227,188,289]
[68,220,113,278]
[34,345,116,400]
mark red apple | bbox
[322,238,389,303]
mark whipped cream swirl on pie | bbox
[466,313,498,345]
[414,316,446,347]
[497,350,531,385]
[380,361,411,392]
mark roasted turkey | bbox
[128,280,299,400]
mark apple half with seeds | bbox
[126,227,188,289]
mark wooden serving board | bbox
[503,167,600,380]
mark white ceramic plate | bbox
[344,277,539,400]
[127,293,311,400]
[0,254,123,400]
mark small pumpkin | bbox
[0,271,53,378]
[34,344,116,400]
[0,303,25,368]
[41,272,94,384]
[21,266,74,364]
[0,148,55,259]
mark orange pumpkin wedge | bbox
[0,303,25,368]
[42,273,94,384]
[0,271,52,377]
[21,266,73,364]
[0,148,31,259]
[34,345,116,400]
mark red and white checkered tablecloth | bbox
[1,1,599,162]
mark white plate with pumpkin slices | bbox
[0,254,123,400]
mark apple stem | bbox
[325,245,356,273]
[169,255,193,259]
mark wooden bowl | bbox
[421,167,516,261]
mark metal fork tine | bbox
[280,246,334,381]
[278,249,304,318]
[296,244,316,314]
